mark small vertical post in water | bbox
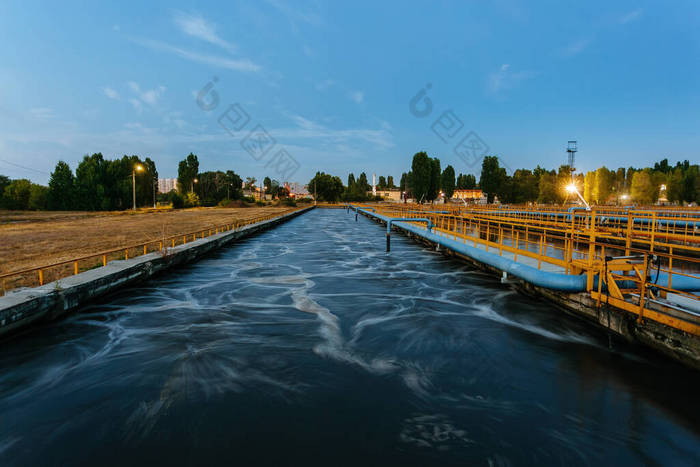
[386,232,391,252]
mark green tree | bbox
[441,165,456,199]
[48,161,75,210]
[357,172,370,192]
[593,167,614,204]
[3,179,32,210]
[583,171,595,204]
[75,153,108,210]
[666,168,685,203]
[654,158,672,173]
[681,164,700,203]
[263,176,272,194]
[226,170,243,200]
[387,175,395,189]
[185,192,200,207]
[428,158,441,201]
[347,173,355,188]
[0,175,10,199]
[631,170,656,204]
[378,176,387,190]
[309,172,344,202]
[177,153,199,193]
[410,152,431,202]
[511,169,538,203]
[538,172,559,204]
[479,156,506,203]
[457,173,476,189]
[29,184,48,210]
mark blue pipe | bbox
[360,210,700,293]
[385,217,433,252]
[386,217,433,233]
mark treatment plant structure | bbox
[351,203,700,369]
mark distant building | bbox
[372,189,402,202]
[286,182,311,198]
[243,186,263,199]
[158,178,178,193]
[452,189,487,204]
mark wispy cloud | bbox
[272,115,393,149]
[302,44,315,57]
[264,0,324,27]
[102,86,120,100]
[315,79,335,91]
[619,9,643,24]
[172,11,237,52]
[291,114,324,131]
[487,63,538,96]
[349,90,364,104]
[29,107,54,120]
[561,38,592,57]
[133,37,261,72]
[127,81,166,107]
[128,98,143,113]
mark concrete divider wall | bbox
[0,207,314,339]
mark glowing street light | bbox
[132,164,144,210]
[565,183,590,210]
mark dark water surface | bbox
[1,209,699,466]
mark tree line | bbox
[307,171,403,202]
[0,154,158,211]
[307,152,698,205]
[0,152,250,211]
[398,152,699,205]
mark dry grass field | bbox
[0,206,296,275]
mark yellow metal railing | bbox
[0,207,307,296]
[353,203,700,335]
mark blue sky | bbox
[1,0,699,185]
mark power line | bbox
[0,159,51,176]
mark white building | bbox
[285,182,310,197]
[158,178,178,193]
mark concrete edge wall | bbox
[0,206,314,339]
[355,207,700,370]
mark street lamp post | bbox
[132,164,144,211]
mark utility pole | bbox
[132,164,143,210]
[132,169,137,211]
[153,177,157,209]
